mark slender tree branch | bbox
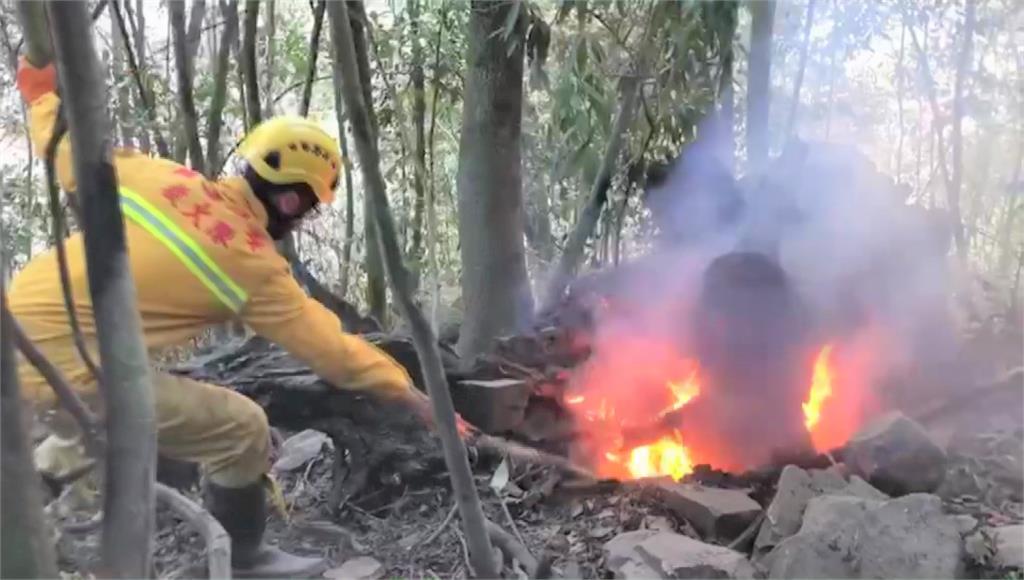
[327,2,498,575]
[111,0,170,157]
[43,114,103,383]
[4,304,102,450]
[241,0,262,128]
[206,0,239,174]
[300,0,327,117]
[170,0,205,174]
[0,286,59,579]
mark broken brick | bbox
[655,482,762,541]
[452,378,530,433]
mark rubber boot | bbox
[205,480,326,578]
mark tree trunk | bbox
[110,5,136,147]
[132,0,152,153]
[170,0,206,174]
[950,0,975,259]
[716,2,738,174]
[330,43,356,298]
[895,23,906,181]
[263,0,276,119]
[1,287,59,580]
[327,3,498,575]
[455,0,534,359]
[907,15,959,247]
[112,0,169,157]
[746,0,775,172]
[47,2,157,576]
[784,0,815,141]
[15,2,50,66]
[242,0,262,128]
[541,76,640,312]
[409,0,427,263]
[427,7,447,329]
[207,0,239,174]
[300,0,327,117]
[185,0,207,66]
[347,0,387,324]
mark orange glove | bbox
[16,55,57,104]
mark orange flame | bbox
[627,431,694,480]
[803,344,834,430]
[667,371,701,411]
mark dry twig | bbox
[418,502,458,548]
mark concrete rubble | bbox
[604,530,758,579]
[845,411,948,496]
[655,482,763,541]
[763,493,964,579]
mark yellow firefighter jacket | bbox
[9,58,413,405]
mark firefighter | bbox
[9,56,439,577]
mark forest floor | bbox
[51,415,1024,579]
[44,339,1024,579]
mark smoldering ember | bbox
[2,1,1022,580]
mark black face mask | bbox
[244,164,319,240]
[259,190,303,240]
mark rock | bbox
[991,525,1024,569]
[644,516,675,532]
[656,483,762,541]
[845,412,947,495]
[939,430,1023,503]
[798,495,881,533]
[273,429,332,472]
[754,466,889,557]
[951,514,979,535]
[324,556,384,580]
[604,530,757,579]
[765,493,964,579]
[452,378,530,433]
[841,475,890,500]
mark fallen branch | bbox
[155,483,232,580]
[472,433,596,480]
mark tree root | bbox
[484,518,539,577]
[155,483,232,579]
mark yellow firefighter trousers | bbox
[32,370,270,488]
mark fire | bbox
[667,371,700,411]
[803,344,834,430]
[565,338,703,482]
[627,431,694,480]
[566,328,875,479]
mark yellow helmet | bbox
[238,116,342,205]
